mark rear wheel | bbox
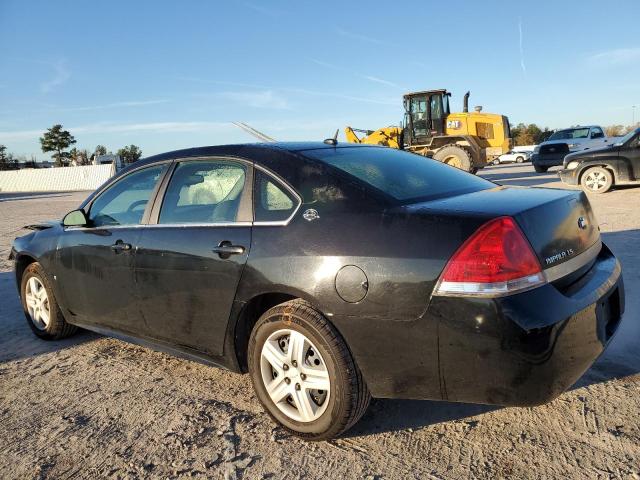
[21,262,77,340]
[581,166,613,194]
[534,164,548,173]
[492,159,500,165]
[248,300,370,440]
[516,156,525,163]
[433,145,474,173]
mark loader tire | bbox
[433,145,474,173]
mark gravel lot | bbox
[1,164,639,479]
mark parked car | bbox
[558,127,640,193]
[532,125,611,173]
[11,143,624,440]
[492,150,531,165]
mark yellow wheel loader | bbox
[345,90,512,173]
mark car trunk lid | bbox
[406,186,600,273]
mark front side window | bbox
[254,169,298,223]
[159,160,247,224]
[89,164,166,227]
[591,127,604,139]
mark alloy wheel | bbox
[260,329,331,423]
[24,276,50,330]
[585,171,607,192]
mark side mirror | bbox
[63,209,88,227]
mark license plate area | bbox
[597,286,621,342]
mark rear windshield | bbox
[304,146,493,203]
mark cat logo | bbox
[446,120,462,129]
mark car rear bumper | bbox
[558,168,579,185]
[429,242,624,406]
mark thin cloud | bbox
[518,17,526,75]
[363,75,401,88]
[217,90,290,109]
[60,99,170,112]
[311,59,404,89]
[310,58,341,70]
[242,1,281,17]
[336,27,389,46]
[0,122,231,142]
[179,76,397,105]
[587,47,640,66]
[40,60,70,93]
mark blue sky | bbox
[1,0,639,160]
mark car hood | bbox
[564,144,620,163]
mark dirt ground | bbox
[0,165,639,480]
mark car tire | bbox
[516,156,524,163]
[248,299,370,440]
[20,262,77,340]
[580,166,613,194]
[534,164,548,173]
[492,159,500,165]
[433,145,473,173]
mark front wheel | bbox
[21,262,77,340]
[534,164,548,173]
[433,145,474,173]
[581,166,613,194]
[492,159,500,165]
[248,300,370,440]
[516,156,524,163]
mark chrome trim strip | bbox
[432,273,546,298]
[66,222,252,231]
[543,238,602,283]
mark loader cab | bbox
[403,90,451,146]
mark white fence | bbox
[0,164,115,192]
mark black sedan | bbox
[558,128,640,193]
[11,142,624,440]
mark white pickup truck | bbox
[531,125,611,173]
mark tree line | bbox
[511,122,639,146]
[0,123,142,170]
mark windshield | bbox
[548,128,590,140]
[304,146,493,203]
[614,129,640,146]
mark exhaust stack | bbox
[463,91,470,113]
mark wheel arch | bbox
[577,163,618,185]
[232,290,327,373]
[14,253,38,291]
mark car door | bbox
[133,158,252,356]
[624,133,640,180]
[56,163,169,332]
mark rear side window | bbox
[159,160,247,224]
[304,147,493,203]
[254,169,299,223]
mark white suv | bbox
[493,150,530,165]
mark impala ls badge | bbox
[303,209,320,222]
[578,216,588,230]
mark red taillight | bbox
[434,216,545,297]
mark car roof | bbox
[131,142,381,169]
[555,125,599,131]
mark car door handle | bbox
[110,241,132,253]
[212,241,245,258]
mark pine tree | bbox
[39,124,76,167]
